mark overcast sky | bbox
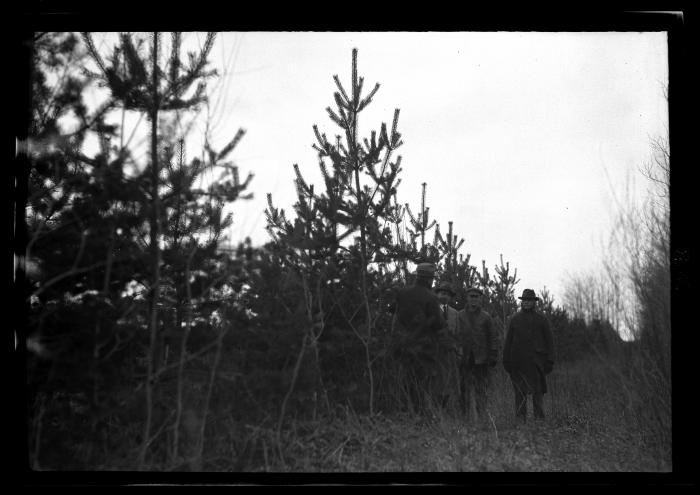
[143,31,669,303]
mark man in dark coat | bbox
[457,286,499,421]
[392,263,445,412]
[502,288,555,422]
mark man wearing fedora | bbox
[456,286,500,422]
[435,281,461,409]
[392,262,445,413]
[502,288,555,422]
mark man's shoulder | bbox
[509,311,524,321]
[529,309,547,320]
[396,284,419,297]
[480,309,494,320]
[535,311,552,325]
[398,284,436,300]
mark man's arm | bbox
[485,313,499,366]
[453,310,465,360]
[502,316,514,372]
[426,295,446,333]
[542,315,555,373]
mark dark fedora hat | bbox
[518,288,540,301]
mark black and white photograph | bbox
[13,13,690,484]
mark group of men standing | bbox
[393,262,555,423]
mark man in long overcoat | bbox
[457,286,499,421]
[392,263,445,412]
[502,288,555,422]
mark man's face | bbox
[521,299,536,310]
[466,292,481,311]
[436,290,451,305]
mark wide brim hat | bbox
[518,288,540,300]
[465,286,483,296]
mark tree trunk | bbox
[138,32,161,470]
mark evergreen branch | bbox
[434,224,444,246]
[391,108,401,141]
[355,77,364,109]
[338,105,349,129]
[337,226,358,243]
[217,128,246,161]
[187,32,216,80]
[162,33,217,104]
[338,141,349,158]
[293,164,311,195]
[434,229,444,254]
[366,160,378,182]
[313,125,327,150]
[326,107,344,128]
[319,160,331,188]
[333,74,351,106]
[333,92,347,111]
[358,83,380,112]
[81,32,107,76]
[379,123,389,149]
[66,98,117,138]
[405,204,417,227]
[122,33,148,85]
[169,32,182,85]
[149,32,161,83]
[351,48,358,104]
[240,171,254,191]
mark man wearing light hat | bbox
[502,288,555,422]
[456,286,499,422]
[393,262,446,412]
[435,281,459,334]
[435,281,461,409]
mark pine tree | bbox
[405,182,438,263]
[23,32,148,469]
[25,32,252,470]
[267,48,404,417]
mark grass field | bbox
[208,356,671,473]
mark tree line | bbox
[20,33,664,471]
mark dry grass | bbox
[227,357,671,473]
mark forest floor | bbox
[265,409,668,473]
[230,362,671,474]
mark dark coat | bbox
[393,282,447,395]
[502,309,555,394]
[457,308,499,365]
[394,283,445,336]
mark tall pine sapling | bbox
[405,182,439,262]
[267,48,404,416]
[82,32,252,469]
